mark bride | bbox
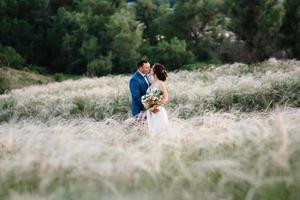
[146,63,169,135]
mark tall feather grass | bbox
[0,109,300,199]
[0,59,300,199]
[0,59,299,122]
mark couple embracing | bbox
[129,60,169,135]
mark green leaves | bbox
[80,36,101,62]
[145,37,196,70]
[281,0,300,58]
[106,8,144,72]
[87,55,113,76]
[0,46,25,69]
[0,0,299,75]
[225,0,288,60]
[107,9,144,51]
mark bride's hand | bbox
[151,107,160,113]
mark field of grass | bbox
[0,59,300,200]
[0,67,53,94]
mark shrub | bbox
[0,97,16,122]
[182,59,221,71]
[216,39,255,63]
[0,46,25,69]
[71,97,86,114]
[146,37,196,70]
[87,56,113,76]
[54,73,80,82]
[26,64,48,74]
[0,76,9,94]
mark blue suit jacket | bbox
[129,71,150,116]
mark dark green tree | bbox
[157,0,225,61]
[280,0,300,58]
[0,45,25,68]
[135,0,171,44]
[0,0,51,66]
[87,54,113,76]
[106,8,144,73]
[225,0,286,61]
[48,0,126,74]
[143,37,195,70]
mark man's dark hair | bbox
[137,60,149,68]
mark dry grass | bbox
[0,67,53,93]
[0,59,300,199]
[1,59,300,121]
[1,109,300,199]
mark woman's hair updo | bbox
[152,63,168,81]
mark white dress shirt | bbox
[138,70,150,87]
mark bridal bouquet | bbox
[141,88,163,112]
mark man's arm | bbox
[129,79,144,108]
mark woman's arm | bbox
[160,82,168,105]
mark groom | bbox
[129,60,151,117]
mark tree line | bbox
[0,0,299,76]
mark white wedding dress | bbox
[146,87,169,136]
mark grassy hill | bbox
[0,59,300,200]
[0,67,53,94]
[1,59,299,122]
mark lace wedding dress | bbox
[146,87,169,135]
